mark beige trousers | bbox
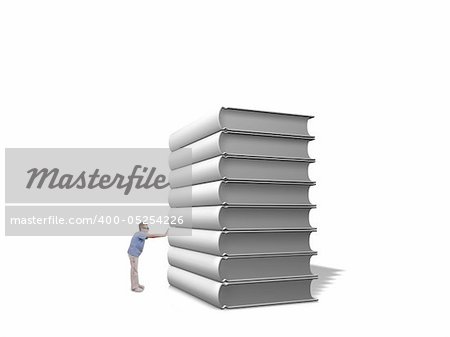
[128,254,140,290]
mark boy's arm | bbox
[146,228,169,238]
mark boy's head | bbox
[138,222,149,232]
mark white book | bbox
[168,246,316,282]
[168,228,315,256]
[169,206,313,230]
[169,107,313,151]
[168,266,317,309]
[169,131,312,170]
[168,180,313,207]
[169,155,313,188]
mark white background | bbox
[1,1,450,336]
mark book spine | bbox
[168,229,314,256]
[168,246,317,282]
[221,107,312,136]
[170,156,312,188]
[169,181,313,207]
[170,206,314,230]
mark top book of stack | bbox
[169,107,314,151]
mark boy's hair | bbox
[138,222,147,231]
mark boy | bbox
[127,222,168,292]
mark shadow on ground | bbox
[310,265,343,297]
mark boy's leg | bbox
[128,255,141,291]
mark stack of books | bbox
[167,107,317,309]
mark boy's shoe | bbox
[132,287,144,292]
[138,284,145,290]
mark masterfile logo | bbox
[26,165,169,195]
[6,148,172,203]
